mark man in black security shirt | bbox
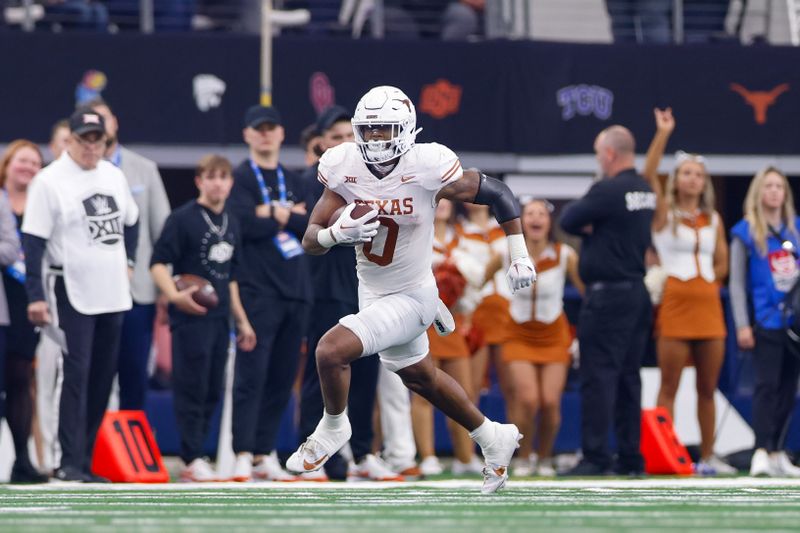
[560,126,655,476]
[228,105,311,481]
[151,155,255,482]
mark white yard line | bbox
[7,477,800,491]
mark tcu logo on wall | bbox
[556,85,614,121]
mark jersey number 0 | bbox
[363,217,399,266]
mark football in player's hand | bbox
[173,274,219,309]
[329,203,379,228]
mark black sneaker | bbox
[559,460,612,477]
[10,461,49,484]
[52,466,85,482]
[83,471,111,483]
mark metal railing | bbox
[0,0,791,45]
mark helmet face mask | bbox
[352,86,421,164]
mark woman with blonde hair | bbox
[0,140,47,482]
[730,166,800,477]
[504,198,582,477]
[644,109,734,475]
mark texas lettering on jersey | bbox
[354,198,414,216]
[318,141,462,295]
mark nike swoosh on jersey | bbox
[303,455,329,471]
[400,175,416,183]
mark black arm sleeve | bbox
[124,219,140,265]
[22,233,46,303]
[473,173,520,223]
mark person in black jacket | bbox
[228,105,311,481]
[559,125,655,476]
[151,154,255,483]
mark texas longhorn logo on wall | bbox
[556,84,614,121]
[730,83,789,125]
[83,193,124,246]
[419,79,462,119]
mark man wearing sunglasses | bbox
[22,108,140,482]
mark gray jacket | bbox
[119,146,171,304]
[0,194,21,325]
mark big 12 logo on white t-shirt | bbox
[82,193,124,247]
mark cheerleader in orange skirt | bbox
[504,199,583,477]
[458,203,511,409]
[411,198,488,476]
[645,108,733,475]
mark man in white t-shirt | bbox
[22,108,139,483]
[286,86,536,494]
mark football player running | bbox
[286,86,535,493]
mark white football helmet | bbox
[351,86,422,164]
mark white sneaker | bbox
[296,468,330,482]
[771,451,800,478]
[479,422,521,494]
[750,448,772,477]
[451,455,484,475]
[347,454,405,481]
[253,451,298,481]
[536,457,557,477]
[180,458,218,482]
[512,453,537,477]
[419,456,444,476]
[232,453,253,482]
[286,417,352,474]
[697,455,737,476]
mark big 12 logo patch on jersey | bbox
[83,193,124,246]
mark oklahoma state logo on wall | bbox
[730,83,789,125]
[419,79,462,119]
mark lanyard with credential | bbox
[249,159,288,205]
[3,192,25,283]
[249,160,303,259]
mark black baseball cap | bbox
[244,105,282,128]
[316,105,351,134]
[69,109,106,136]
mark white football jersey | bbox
[23,152,139,315]
[318,142,462,296]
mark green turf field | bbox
[2,478,800,532]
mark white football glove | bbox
[506,256,537,293]
[505,233,537,293]
[318,203,380,247]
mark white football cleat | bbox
[253,451,298,482]
[286,418,352,474]
[479,422,521,494]
[536,457,557,477]
[180,458,218,482]
[347,454,405,482]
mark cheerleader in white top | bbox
[503,199,583,477]
[644,108,733,475]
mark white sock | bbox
[469,417,495,449]
[321,408,348,432]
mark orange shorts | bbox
[471,294,510,345]
[427,315,470,360]
[657,277,726,340]
[502,313,571,364]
